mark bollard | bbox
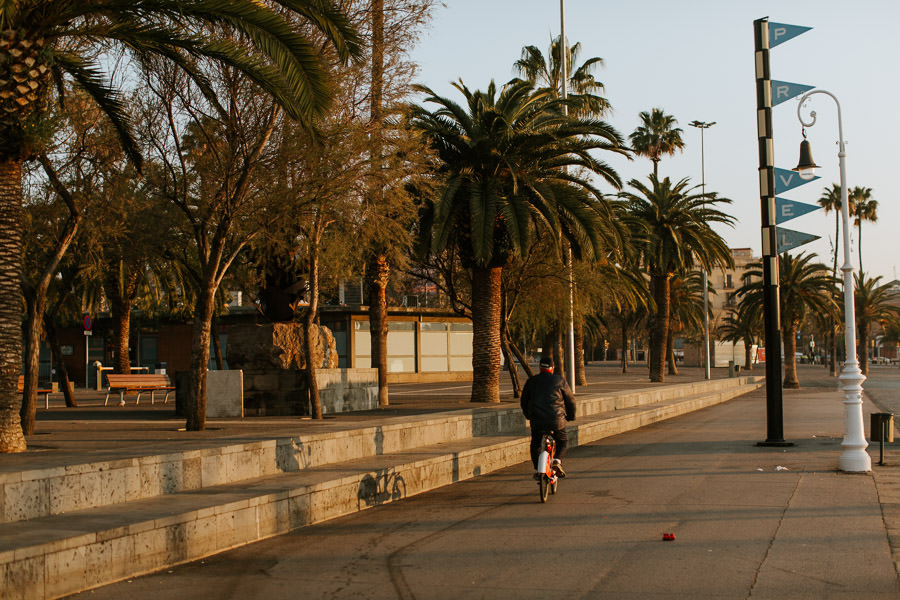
[870,413,894,466]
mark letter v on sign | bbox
[774,167,819,194]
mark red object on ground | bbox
[662,533,676,541]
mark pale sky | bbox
[411,0,900,282]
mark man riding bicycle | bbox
[520,356,575,478]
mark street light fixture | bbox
[689,120,715,380]
[794,132,819,180]
[793,89,871,473]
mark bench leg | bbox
[150,390,155,405]
[164,390,171,404]
[105,390,111,406]
[135,391,141,405]
[119,390,125,406]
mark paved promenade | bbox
[3,362,900,599]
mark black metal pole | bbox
[754,18,790,446]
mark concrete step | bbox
[0,379,762,600]
[0,376,761,526]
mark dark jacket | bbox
[520,370,576,431]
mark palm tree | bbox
[620,175,734,382]
[0,1,360,453]
[854,272,899,375]
[629,108,685,177]
[513,35,610,117]
[817,183,843,377]
[818,184,842,275]
[850,186,877,273]
[410,79,628,402]
[737,252,837,388]
[719,303,763,372]
[667,271,707,375]
[514,34,612,386]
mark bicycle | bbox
[535,432,560,503]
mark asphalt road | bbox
[65,366,900,600]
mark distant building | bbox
[683,247,761,367]
[708,248,758,335]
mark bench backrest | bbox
[105,373,172,387]
[18,374,51,393]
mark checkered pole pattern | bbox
[754,18,786,443]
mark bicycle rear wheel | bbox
[539,474,550,503]
[550,477,558,495]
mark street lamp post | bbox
[560,0,576,389]
[793,89,871,472]
[689,120,715,380]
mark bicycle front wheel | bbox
[539,474,550,503]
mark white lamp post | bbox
[689,120,715,380]
[794,89,871,472]
[560,0,576,389]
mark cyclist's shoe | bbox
[552,459,566,478]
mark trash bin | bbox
[871,413,894,466]
[728,360,741,377]
[155,362,167,375]
[871,413,894,442]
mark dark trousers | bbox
[529,426,568,469]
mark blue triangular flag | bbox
[776,227,820,254]
[768,22,813,48]
[774,167,819,194]
[775,197,821,224]
[771,80,815,106]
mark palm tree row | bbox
[4,26,741,455]
[736,252,838,388]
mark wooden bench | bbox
[104,373,175,406]
[18,375,53,408]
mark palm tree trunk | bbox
[831,214,840,377]
[858,223,863,273]
[554,327,565,384]
[367,254,390,407]
[744,337,753,371]
[621,322,628,374]
[0,160,26,452]
[470,266,502,403]
[858,320,869,376]
[111,301,133,374]
[666,324,679,376]
[649,274,670,382]
[783,326,800,388]
[832,213,839,276]
[575,317,587,385]
[104,267,139,375]
[830,326,839,376]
